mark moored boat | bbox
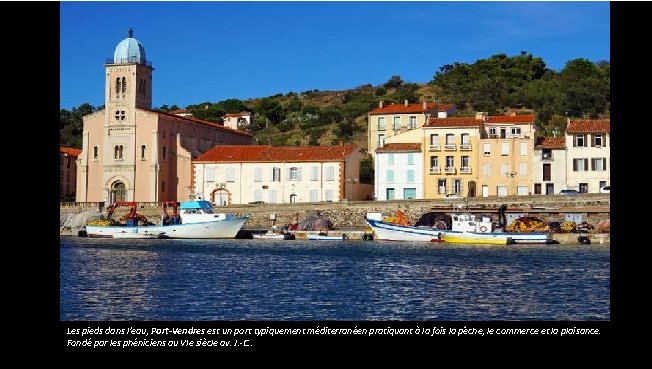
[307,233,348,241]
[366,205,552,244]
[84,199,249,239]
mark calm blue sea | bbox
[60,237,609,321]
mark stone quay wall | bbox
[61,194,610,231]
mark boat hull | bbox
[85,216,249,239]
[366,219,450,242]
[441,233,513,245]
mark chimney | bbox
[422,101,427,110]
[475,112,485,121]
[404,100,409,107]
[379,100,384,109]
[510,111,517,116]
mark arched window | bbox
[140,145,146,160]
[114,145,124,160]
[111,181,126,202]
[162,146,167,160]
[121,77,127,93]
[93,146,99,160]
[115,78,120,94]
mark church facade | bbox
[76,30,255,203]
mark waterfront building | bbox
[193,145,372,205]
[367,100,456,161]
[476,114,536,197]
[565,119,610,193]
[76,30,254,204]
[60,147,81,200]
[374,143,423,200]
[532,136,567,195]
[421,116,482,198]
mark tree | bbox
[254,98,284,126]
[559,59,609,118]
[188,103,225,123]
[359,155,374,184]
[216,98,248,113]
[60,103,96,148]
[383,75,404,89]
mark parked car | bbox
[248,200,266,204]
[444,193,462,199]
[600,185,610,193]
[559,189,580,195]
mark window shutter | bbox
[286,169,291,181]
[602,158,606,170]
[297,167,302,181]
[590,134,594,147]
[573,160,577,171]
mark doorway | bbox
[109,181,126,203]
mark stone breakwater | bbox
[60,194,609,237]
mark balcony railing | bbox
[460,166,472,174]
[444,167,456,174]
[429,144,441,151]
[444,144,457,151]
[460,144,472,151]
[429,167,441,174]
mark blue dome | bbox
[113,30,146,64]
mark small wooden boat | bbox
[253,231,295,240]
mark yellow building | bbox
[421,117,482,198]
[367,100,455,160]
[477,114,536,197]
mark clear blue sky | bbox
[60,1,610,110]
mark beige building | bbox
[222,112,253,130]
[76,30,254,204]
[532,136,567,195]
[60,147,81,200]
[367,100,456,159]
[193,145,372,205]
[421,117,482,198]
[565,119,610,193]
[477,114,536,197]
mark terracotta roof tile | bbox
[145,109,254,137]
[194,145,358,163]
[375,143,421,153]
[485,115,535,124]
[60,147,82,156]
[567,119,610,133]
[534,136,566,149]
[369,102,455,115]
[424,117,482,128]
